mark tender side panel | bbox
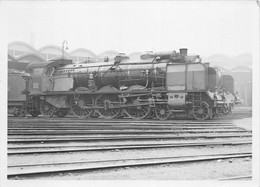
[8,74,27,102]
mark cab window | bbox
[44,67,55,76]
[167,64,186,91]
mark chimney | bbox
[179,48,188,57]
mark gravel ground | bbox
[233,118,252,131]
[15,157,252,180]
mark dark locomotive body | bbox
[8,72,28,117]
[220,75,241,114]
[20,48,234,120]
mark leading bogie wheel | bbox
[192,101,211,120]
[222,105,231,115]
[40,101,56,117]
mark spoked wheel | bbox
[192,101,210,120]
[124,97,151,120]
[40,101,56,117]
[222,105,231,115]
[70,96,93,118]
[155,104,171,120]
[96,94,121,119]
[13,107,26,117]
[56,108,69,118]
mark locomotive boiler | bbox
[25,48,227,120]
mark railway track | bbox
[8,122,240,132]
[8,152,251,179]
[8,116,235,123]
[9,118,251,143]
[8,117,252,179]
[8,140,251,155]
[216,175,252,180]
[8,133,252,144]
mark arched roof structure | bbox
[214,66,229,73]
[230,66,252,73]
[16,53,47,63]
[234,53,252,66]
[38,45,64,54]
[70,48,96,58]
[8,41,37,53]
[8,54,17,62]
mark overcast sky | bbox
[4,1,258,58]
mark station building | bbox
[7,41,252,106]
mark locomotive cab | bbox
[27,59,73,94]
[26,59,73,117]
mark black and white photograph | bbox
[0,0,259,186]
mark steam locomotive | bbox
[8,48,239,120]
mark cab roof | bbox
[26,58,72,71]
